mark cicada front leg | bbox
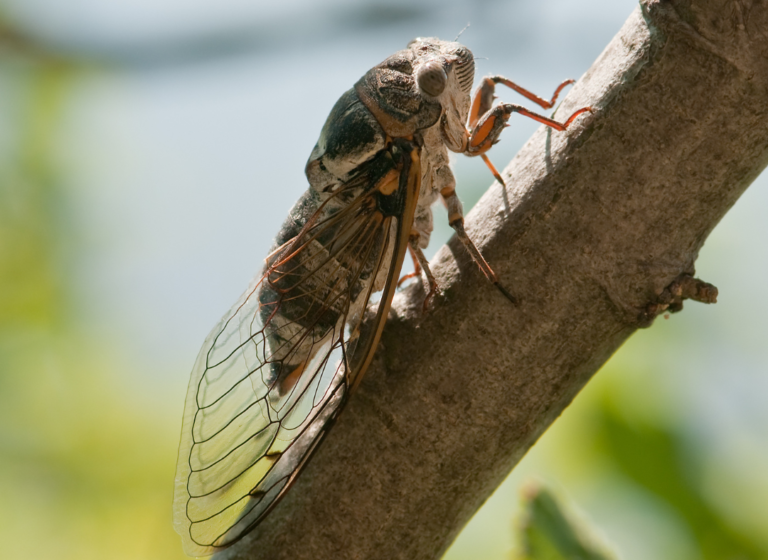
[466,75,593,186]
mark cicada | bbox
[173,37,590,556]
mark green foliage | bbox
[594,393,765,560]
[514,484,615,560]
[0,64,72,328]
[0,54,186,560]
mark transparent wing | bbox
[173,143,421,557]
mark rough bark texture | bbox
[223,2,768,559]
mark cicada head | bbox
[407,37,474,152]
[407,37,475,96]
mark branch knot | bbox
[639,273,718,327]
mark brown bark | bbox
[224,2,768,559]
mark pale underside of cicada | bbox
[173,36,590,557]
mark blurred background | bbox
[1,0,767,559]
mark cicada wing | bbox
[173,143,422,557]
[172,272,346,557]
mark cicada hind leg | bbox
[404,236,438,313]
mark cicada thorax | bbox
[353,50,443,138]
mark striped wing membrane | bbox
[173,144,420,556]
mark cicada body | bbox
[173,37,590,557]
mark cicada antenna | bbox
[454,22,470,42]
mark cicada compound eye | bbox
[416,60,447,98]
[451,46,475,93]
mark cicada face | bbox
[408,37,476,95]
[405,37,476,155]
[173,35,589,557]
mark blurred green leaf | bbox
[595,393,765,560]
[514,483,615,560]
[0,47,187,560]
[0,63,74,328]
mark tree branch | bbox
[224,2,768,559]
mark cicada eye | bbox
[416,60,448,98]
[451,46,475,93]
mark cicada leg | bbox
[406,234,438,312]
[441,184,517,305]
[468,76,577,129]
[466,75,592,186]
[397,244,423,288]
